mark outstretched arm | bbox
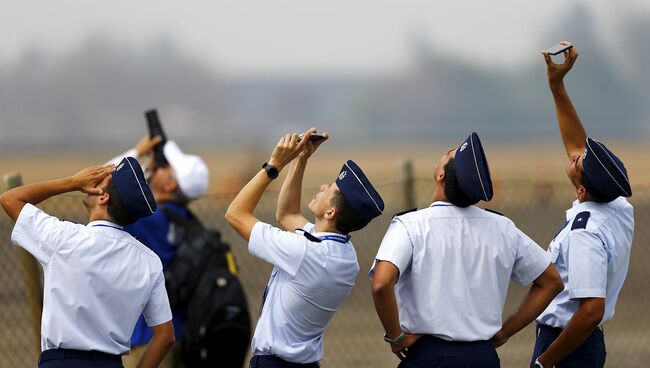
[0,164,115,222]
[226,131,313,241]
[492,265,564,347]
[276,128,329,231]
[543,41,587,158]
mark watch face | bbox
[263,163,279,178]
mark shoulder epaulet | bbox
[393,208,418,218]
[571,211,590,230]
[295,229,322,243]
[484,208,505,217]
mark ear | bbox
[435,165,446,184]
[576,185,589,201]
[324,206,337,221]
[96,192,110,206]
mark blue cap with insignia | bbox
[335,160,384,222]
[583,138,631,198]
[454,132,493,202]
[112,157,157,220]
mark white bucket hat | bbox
[163,140,209,199]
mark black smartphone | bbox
[298,133,326,142]
[145,109,168,165]
[545,43,573,56]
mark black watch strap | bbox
[262,162,279,179]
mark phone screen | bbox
[545,44,573,56]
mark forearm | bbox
[500,283,558,339]
[276,158,307,225]
[549,81,587,157]
[372,284,402,339]
[225,170,273,240]
[538,307,601,366]
[135,336,174,368]
[0,177,77,221]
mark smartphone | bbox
[545,43,573,56]
[298,133,326,142]
[145,109,168,165]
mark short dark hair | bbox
[444,158,479,208]
[331,191,370,234]
[579,172,617,203]
[104,178,136,226]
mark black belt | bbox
[250,355,319,367]
[538,323,603,334]
[40,349,121,363]
[421,335,493,346]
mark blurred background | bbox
[1,0,649,367]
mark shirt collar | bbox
[565,199,611,221]
[87,220,124,230]
[430,201,454,208]
[312,231,351,243]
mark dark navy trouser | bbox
[530,324,606,368]
[39,349,123,368]
[397,335,500,368]
[249,355,320,368]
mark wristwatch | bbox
[383,332,405,345]
[262,162,279,179]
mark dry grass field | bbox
[2,140,649,193]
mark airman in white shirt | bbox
[225,128,384,367]
[0,157,174,368]
[532,42,635,368]
[371,133,564,368]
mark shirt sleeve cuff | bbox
[11,203,38,245]
[516,259,551,287]
[569,288,606,299]
[144,314,173,328]
[248,221,267,257]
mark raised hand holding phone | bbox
[298,128,328,160]
[543,41,579,85]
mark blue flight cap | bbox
[112,157,157,220]
[335,160,385,222]
[454,132,493,202]
[583,138,632,198]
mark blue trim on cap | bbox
[125,158,155,214]
[344,162,383,214]
[586,139,631,197]
[470,134,489,201]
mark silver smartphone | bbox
[545,43,573,56]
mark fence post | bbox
[399,159,415,210]
[3,173,42,356]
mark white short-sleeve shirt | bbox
[537,197,634,328]
[11,204,172,354]
[369,202,550,341]
[248,222,360,364]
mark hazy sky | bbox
[1,0,648,75]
